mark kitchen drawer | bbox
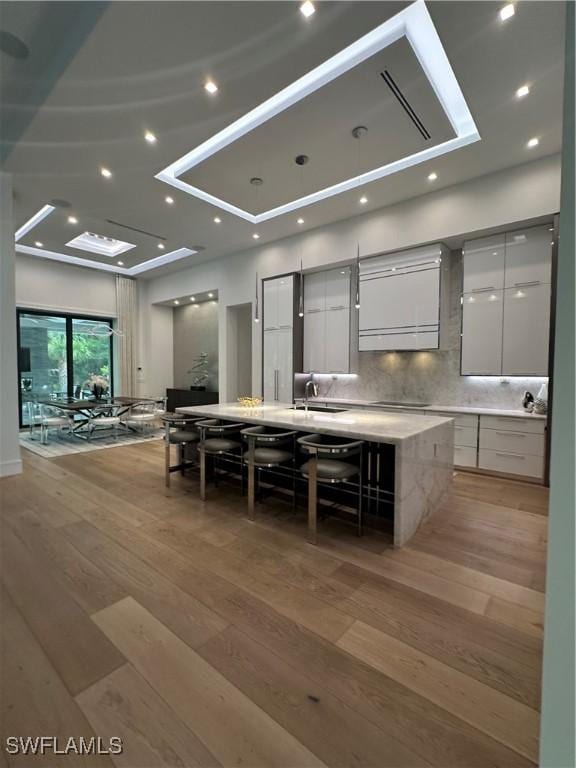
[478,449,544,479]
[480,428,544,457]
[454,425,478,448]
[454,445,477,467]
[480,415,546,434]
[433,412,478,428]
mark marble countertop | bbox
[176,402,454,444]
[297,397,547,420]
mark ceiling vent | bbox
[66,231,136,257]
[380,70,431,140]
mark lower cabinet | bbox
[478,415,545,480]
[263,328,293,403]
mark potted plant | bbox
[83,374,109,400]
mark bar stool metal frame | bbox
[161,413,203,487]
[197,419,245,501]
[241,426,298,520]
[298,433,364,545]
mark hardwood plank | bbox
[485,597,545,638]
[1,526,125,696]
[198,624,430,767]
[213,589,535,768]
[141,518,355,644]
[4,505,127,614]
[61,521,228,650]
[338,620,540,763]
[0,587,114,768]
[76,663,221,768]
[92,597,326,768]
[387,547,545,613]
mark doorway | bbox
[17,310,114,426]
[226,303,253,401]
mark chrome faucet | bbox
[304,378,318,412]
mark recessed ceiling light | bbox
[157,243,165,250]
[516,84,530,99]
[117,261,124,266]
[300,1,315,18]
[427,172,438,181]
[144,131,157,144]
[297,217,305,225]
[67,215,78,224]
[548,227,554,232]
[190,296,196,301]
[165,196,174,204]
[34,241,43,247]
[208,292,214,298]
[359,196,368,205]
[100,167,112,179]
[174,299,180,305]
[204,80,218,95]
[253,233,260,239]
[499,4,515,21]
[213,217,222,224]
[527,137,539,148]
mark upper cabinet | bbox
[462,234,505,292]
[303,267,351,373]
[504,226,553,288]
[263,275,294,329]
[461,225,553,376]
[358,245,447,352]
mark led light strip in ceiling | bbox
[155,0,480,223]
[14,206,197,274]
[15,244,198,275]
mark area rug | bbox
[20,429,163,458]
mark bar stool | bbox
[298,433,364,545]
[197,420,245,501]
[161,414,202,487]
[241,426,298,520]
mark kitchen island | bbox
[176,402,454,546]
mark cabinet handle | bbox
[329,305,346,310]
[513,281,540,287]
[495,431,525,437]
[470,286,496,293]
[495,452,525,459]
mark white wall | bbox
[136,281,173,397]
[141,154,561,401]
[0,173,22,476]
[15,254,117,317]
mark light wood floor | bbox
[1,442,549,767]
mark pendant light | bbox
[254,271,260,323]
[298,260,304,317]
[354,244,361,310]
[295,154,309,318]
[351,126,367,311]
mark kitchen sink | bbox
[293,405,348,413]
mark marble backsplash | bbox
[320,250,548,410]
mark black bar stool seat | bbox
[241,425,297,519]
[298,433,364,544]
[300,458,359,481]
[197,419,245,500]
[168,429,201,444]
[161,413,203,487]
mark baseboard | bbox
[0,459,23,477]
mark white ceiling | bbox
[1,1,566,277]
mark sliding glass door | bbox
[17,310,114,426]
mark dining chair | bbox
[40,404,72,445]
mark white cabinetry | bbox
[359,245,446,351]
[478,415,545,480]
[461,291,504,375]
[263,276,295,402]
[461,225,552,376]
[303,268,351,373]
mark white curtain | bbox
[115,275,137,396]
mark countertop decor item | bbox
[522,390,535,412]
[84,374,109,400]
[237,396,262,408]
[533,382,548,414]
[187,352,209,388]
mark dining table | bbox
[38,396,162,439]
